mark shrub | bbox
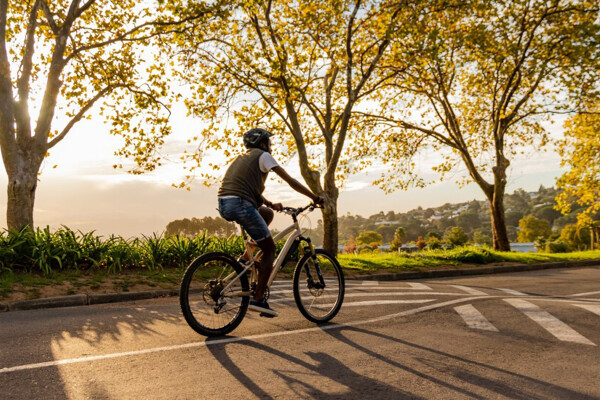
[416,236,427,251]
[545,240,571,253]
[444,227,469,247]
[356,231,383,246]
[426,236,442,250]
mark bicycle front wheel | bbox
[293,249,345,323]
[180,252,249,337]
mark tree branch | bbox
[47,85,113,149]
[40,1,59,34]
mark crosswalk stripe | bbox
[406,282,432,290]
[504,299,595,346]
[362,281,379,286]
[450,285,488,295]
[495,288,526,296]
[454,304,498,332]
[573,304,600,317]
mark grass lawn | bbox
[1,247,599,302]
[338,247,600,274]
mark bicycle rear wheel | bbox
[293,249,345,323]
[180,252,249,337]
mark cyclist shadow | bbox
[318,324,597,400]
[206,333,422,399]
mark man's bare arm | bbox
[272,166,320,202]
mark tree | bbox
[517,215,551,242]
[356,230,383,246]
[389,226,405,251]
[556,104,600,230]
[365,0,600,251]
[0,0,216,230]
[171,0,426,254]
[444,226,468,247]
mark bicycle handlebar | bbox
[279,202,321,218]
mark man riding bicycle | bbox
[217,128,323,317]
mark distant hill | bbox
[309,186,578,245]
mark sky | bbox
[0,102,567,238]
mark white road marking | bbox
[406,282,432,290]
[454,304,499,332]
[0,296,488,375]
[573,304,600,317]
[269,292,469,303]
[450,285,488,296]
[569,290,600,297]
[310,299,434,309]
[504,299,595,346]
[269,290,472,298]
[362,281,379,286]
[495,288,526,296]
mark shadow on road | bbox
[206,334,421,399]
[320,325,597,400]
[0,303,182,400]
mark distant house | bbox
[510,242,536,253]
[374,220,400,226]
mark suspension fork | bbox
[301,237,325,287]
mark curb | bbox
[347,259,599,281]
[2,290,178,312]
[1,259,598,313]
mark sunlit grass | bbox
[338,247,600,273]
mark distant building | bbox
[510,242,536,253]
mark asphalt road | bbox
[1,267,600,399]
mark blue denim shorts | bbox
[218,197,271,242]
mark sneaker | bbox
[248,299,278,318]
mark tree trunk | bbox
[489,158,511,251]
[321,197,339,255]
[4,146,43,231]
[489,194,510,251]
[6,167,37,230]
[321,181,339,255]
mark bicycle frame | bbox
[219,215,313,297]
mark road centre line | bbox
[0,296,488,375]
[454,304,499,332]
[504,298,595,346]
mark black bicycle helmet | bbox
[243,128,273,149]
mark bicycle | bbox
[179,202,345,337]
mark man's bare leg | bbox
[254,236,275,301]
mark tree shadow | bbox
[0,301,183,400]
[319,325,597,400]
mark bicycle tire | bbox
[180,252,249,337]
[293,249,345,323]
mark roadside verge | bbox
[1,259,598,312]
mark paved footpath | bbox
[1,266,599,399]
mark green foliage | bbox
[0,227,253,275]
[444,227,469,247]
[426,236,442,250]
[517,215,551,242]
[557,104,600,228]
[559,225,591,250]
[356,231,383,246]
[165,216,237,237]
[545,240,571,254]
[472,230,492,246]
